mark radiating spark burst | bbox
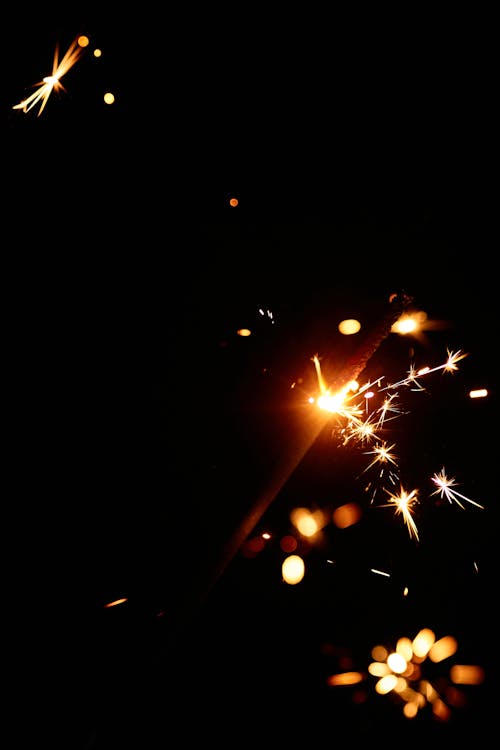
[13,35,86,116]
[381,485,420,541]
[430,467,484,510]
[341,412,379,446]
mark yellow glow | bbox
[237,328,251,337]
[326,671,364,686]
[368,661,390,677]
[387,652,407,674]
[412,628,435,659]
[396,637,413,662]
[282,554,305,585]
[104,92,115,104]
[229,197,239,207]
[391,315,419,334]
[93,48,102,58]
[338,318,361,335]
[429,635,458,662]
[376,674,398,694]
[317,391,347,413]
[469,388,488,399]
[393,676,408,693]
[290,507,327,537]
[450,665,485,685]
[390,309,450,343]
[403,701,419,719]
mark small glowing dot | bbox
[229,197,239,207]
[104,92,115,105]
[93,48,102,58]
[77,35,90,48]
[237,328,251,337]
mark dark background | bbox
[3,8,497,747]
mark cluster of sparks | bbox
[327,627,485,722]
[311,348,483,541]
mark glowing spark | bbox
[423,348,468,376]
[361,442,398,474]
[342,413,379,446]
[385,363,426,391]
[384,350,466,392]
[382,485,420,541]
[374,393,406,428]
[13,36,85,116]
[430,467,484,509]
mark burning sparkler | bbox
[13,35,88,116]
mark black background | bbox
[3,8,497,747]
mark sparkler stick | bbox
[174,291,414,635]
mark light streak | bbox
[430,467,484,509]
[13,35,86,116]
[370,568,391,577]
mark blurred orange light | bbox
[333,502,362,529]
[104,598,127,608]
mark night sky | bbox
[4,10,497,748]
